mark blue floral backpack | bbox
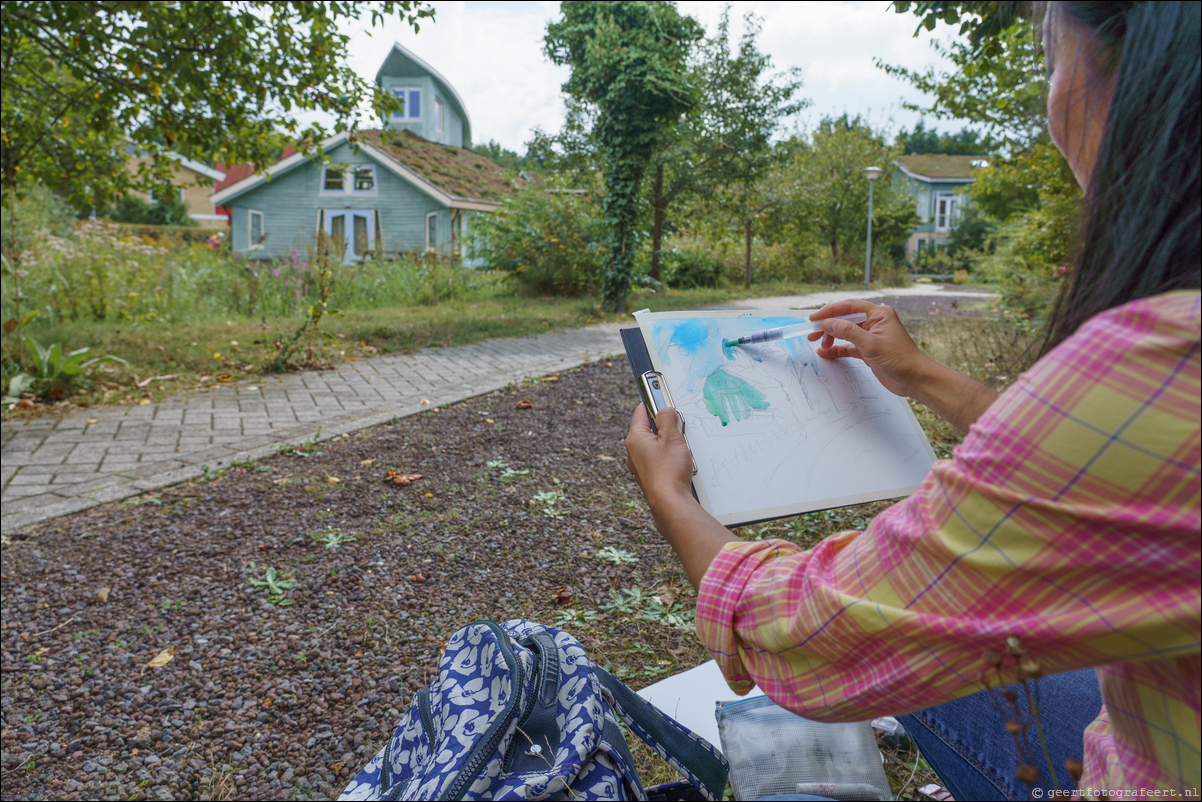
[338,619,729,801]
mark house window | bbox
[391,87,422,121]
[435,98,444,133]
[323,167,344,192]
[917,239,926,254]
[248,209,264,248]
[426,211,438,252]
[935,192,959,232]
[353,166,376,193]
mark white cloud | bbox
[299,0,972,150]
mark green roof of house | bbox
[359,129,512,204]
[895,154,991,180]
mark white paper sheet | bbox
[635,309,937,527]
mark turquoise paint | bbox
[703,369,770,426]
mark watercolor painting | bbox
[635,310,936,526]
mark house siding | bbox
[228,141,452,261]
[893,171,976,262]
[379,76,464,148]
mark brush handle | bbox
[737,312,867,345]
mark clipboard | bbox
[620,313,936,529]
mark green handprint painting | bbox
[703,369,770,426]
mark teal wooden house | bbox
[893,154,991,263]
[210,43,511,263]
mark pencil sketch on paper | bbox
[636,310,936,525]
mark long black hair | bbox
[1042,1,1200,355]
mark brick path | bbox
[0,286,991,533]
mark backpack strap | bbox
[592,665,729,802]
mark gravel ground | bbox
[1,301,974,800]
[1,358,720,800]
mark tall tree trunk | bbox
[650,163,664,281]
[830,234,839,263]
[744,219,752,289]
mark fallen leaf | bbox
[325,475,341,484]
[596,455,616,461]
[555,588,573,608]
[96,587,111,603]
[420,399,431,405]
[2,318,15,334]
[424,492,434,497]
[217,376,232,382]
[605,362,613,367]
[542,376,559,382]
[408,573,427,584]
[516,399,533,409]
[383,470,423,486]
[359,459,375,467]
[142,645,175,674]
[34,647,50,656]
[138,399,151,405]
[485,418,495,423]
[15,399,35,409]
[86,418,99,424]
[332,761,346,775]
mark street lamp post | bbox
[862,166,883,290]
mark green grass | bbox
[4,279,831,414]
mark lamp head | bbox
[861,166,883,182]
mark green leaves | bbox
[1,1,434,207]
[545,1,702,311]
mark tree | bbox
[773,115,917,266]
[545,1,701,312]
[472,140,532,174]
[1,1,433,211]
[649,9,805,285]
[895,120,998,155]
[876,17,1046,148]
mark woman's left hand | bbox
[624,404,694,508]
[625,403,741,590]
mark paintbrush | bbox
[722,313,868,348]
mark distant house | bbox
[124,147,227,225]
[893,154,991,262]
[210,43,511,262]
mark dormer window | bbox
[391,86,422,121]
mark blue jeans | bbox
[898,669,1102,801]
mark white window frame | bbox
[435,97,444,133]
[324,209,375,263]
[321,166,346,194]
[391,86,423,121]
[247,209,264,249]
[425,211,438,252]
[934,191,958,233]
[351,165,377,195]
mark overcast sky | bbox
[312,0,973,150]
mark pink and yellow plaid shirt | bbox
[697,291,1201,796]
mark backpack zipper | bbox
[417,686,436,747]
[438,622,524,801]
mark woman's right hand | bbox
[807,299,935,399]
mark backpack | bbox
[338,619,729,801]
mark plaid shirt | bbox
[697,291,1201,796]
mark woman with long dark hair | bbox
[624,2,1199,798]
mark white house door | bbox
[325,210,374,262]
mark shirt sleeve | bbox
[695,293,1201,721]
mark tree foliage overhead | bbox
[545,0,702,312]
[1,1,434,208]
[877,3,1045,148]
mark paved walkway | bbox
[1,286,992,533]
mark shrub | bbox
[472,186,606,297]
[661,244,726,289]
[0,185,79,255]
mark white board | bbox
[635,309,937,527]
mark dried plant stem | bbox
[1023,679,1060,790]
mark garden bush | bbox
[472,186,607,297]
[1,184,79,255]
